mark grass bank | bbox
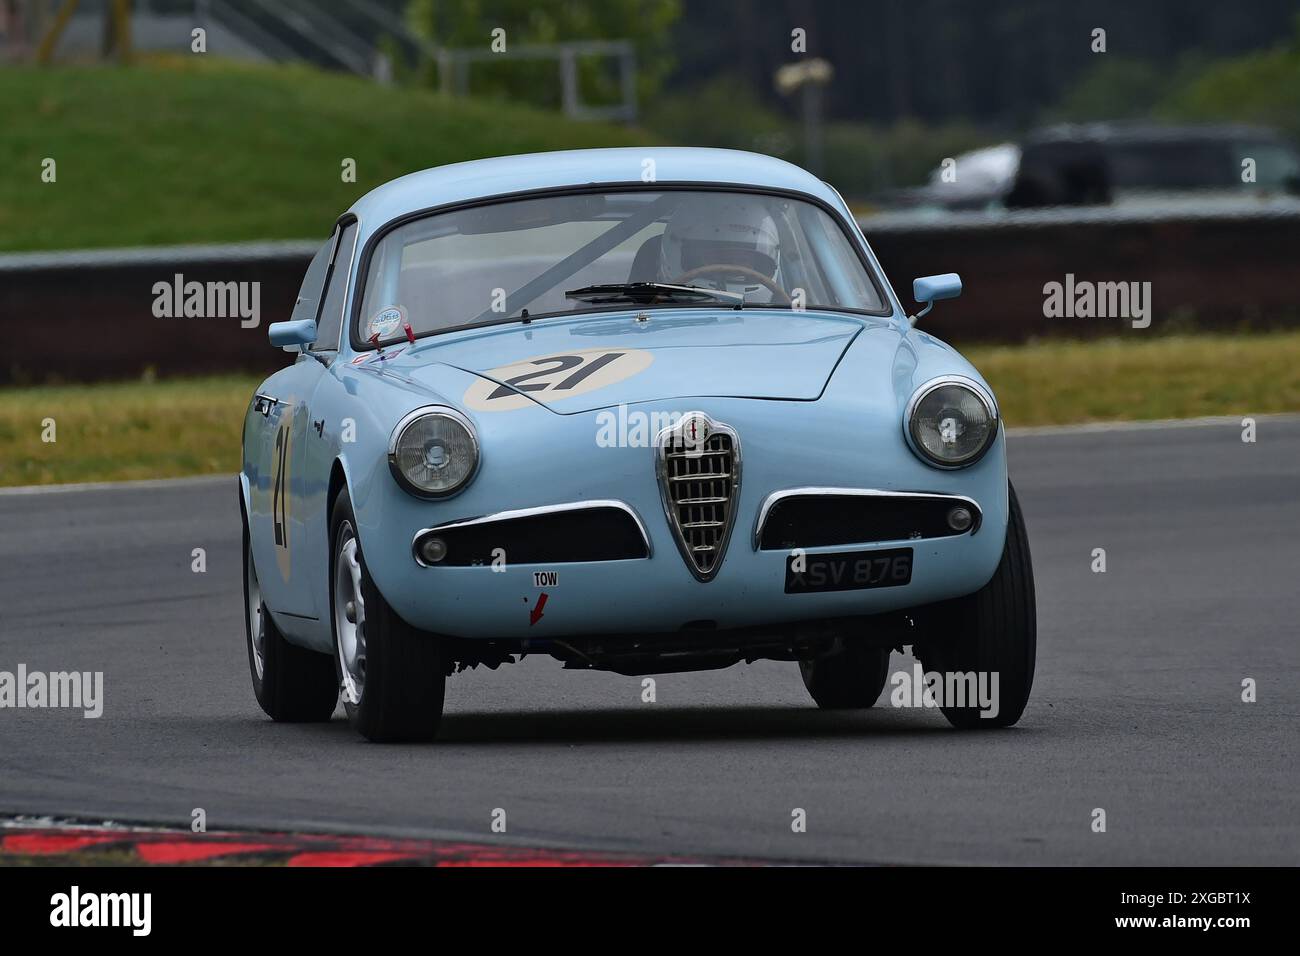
[0,57,657,252]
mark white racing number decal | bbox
[464,348,654,411]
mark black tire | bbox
[242,514,338,722]
[917,482,1036,729]
[330,488,446,743]
[800,642,892,709]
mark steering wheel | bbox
[673,264,791,305]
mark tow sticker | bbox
[529,592,549,626]
[463,348,654,411]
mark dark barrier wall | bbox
[0,246,314,385]
[868,207,1300,343]
[2,208,1298,384]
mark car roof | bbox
[346,147,843,234]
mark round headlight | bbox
[388,407,479,497]
[905,377,997,468]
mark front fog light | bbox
[947,506,973,532]
[418,536,448,564]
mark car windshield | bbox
[355,189,887,343]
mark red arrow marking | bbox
[529,592,548,626]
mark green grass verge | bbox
[965,332,1300,424]
[0,376,252,486]
[2,333,1298,487]
[0,57,657,252]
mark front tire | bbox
[800,642,892,709]
[917,482,1037,729]
[330,488,446,743]
[243,516,338,722]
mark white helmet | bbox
[659,196,781,298]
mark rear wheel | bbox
[916,482,1037,729]
[800,641,892,709]
[243,516,338,722]
[330,489,446,742]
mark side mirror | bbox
[910,273,962,325]
[269,319,317,350]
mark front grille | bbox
[656,414,740,581]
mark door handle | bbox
[253,393,283,417]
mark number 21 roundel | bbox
[463,348,654,411]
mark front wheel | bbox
[243,516,337,722]
[916,482,1037,729]
[330,489,446,743]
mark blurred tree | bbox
[642,73,792,152]
[820,119,993,196]
[1161,16,1300,139]
[1047,54,1210,122]
[1051,58,1170,121]
[665,0,1300,126]
[405,0,681,110]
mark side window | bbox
[291,239,332,326]
[312,221,358,352]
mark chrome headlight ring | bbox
[387,405,480,498]
[903,375,999,469]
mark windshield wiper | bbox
[564,282,744,308]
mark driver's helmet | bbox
[659,196,782,299]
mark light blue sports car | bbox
[241,147,1036,742]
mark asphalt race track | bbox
[1,418,1297,865]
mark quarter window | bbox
[312,221,358,352]
[292,239,332,326]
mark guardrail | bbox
[2,204,1297,384]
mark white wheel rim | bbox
[246,539,266,680]
[334,522,367,705]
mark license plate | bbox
[785,547,913,594]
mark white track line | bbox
[0,473,232,497]
[1007,412,1300,437]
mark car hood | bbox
[392,309,879,414]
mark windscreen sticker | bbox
[463,348,654,411]
[366,305,406,341]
